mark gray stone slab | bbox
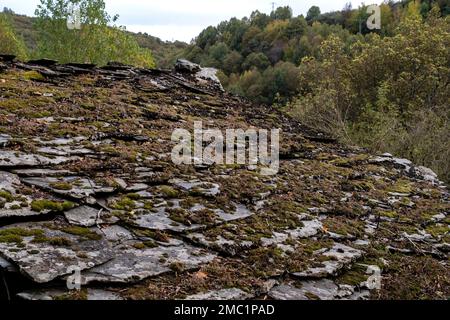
[78,240,216,284]
[292,243,363,278]
[17,288,123,300]
[64,206,119,227]
[186,288,252,300]
[0,221,114,283]
[0,151,76,167]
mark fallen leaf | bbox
[193,271,208,280]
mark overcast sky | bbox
[1,0,382,42]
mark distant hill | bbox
[6,11,187,68]
[130,32,188,69]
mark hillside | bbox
[183,0,449,105]
[6,11,187,68]
[176,2,450,188]
[0,56,448,300]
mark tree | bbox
[292,9,450,182]
[242,52,270,71]
[34,0,155,67]
[0,13,28,59]
[271,6,293,20]
[250,10,270,29]
[196,26,218,50]
[403,0,422,20]
[306,6,321,22]
[223,51,242,74]
[284,16,308,38]
[208,42,229,64]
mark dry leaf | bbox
[193,271,208,280]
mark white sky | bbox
[1,0,382,42]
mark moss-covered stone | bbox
[31,200,75,212]
[60,226,102,241]
[49,182,73,191]
[0,228,44,244]
[159,186,179,198]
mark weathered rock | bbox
[260,219,323,248]
[0,171,45,218]
[132,201,253,233]
[0,134,11,148]
[21,176,115,199]
[195,68,224,91]
[292,243,363,278]
[186,288,252,300]
[186,232,253,256]
[37,146,95,157]
[64,206,118,227]
[170,178,220,197]
[0,256,18,272]
[17,288,123,300]
[0,59,448,300]
[34,136,87,146]
[0,151,75,167]
[175,59,201,73]
[78,240,216,284]
[269,279,363,301]
[12,169,74,177]
[0,221,114,283]
[370,155,443,185]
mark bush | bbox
[0,13,28,59]
[291,9,450,183]
[34,0,155,67]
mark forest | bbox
[0,0,449,183]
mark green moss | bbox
[0,98,27,112]
[168,208,216,226]
[133,229,170,243]
[126,193,141,200]
[167,208,190,225]
[159,186,179,198]
[30,232,72,246]
[330,154,369,167]
[22,71,45,81]
[425,224,448,238]
[31,200,75,212]
[111,197,136,211]
[337,264,369,286]
[29,111,52,118]
[0,228,44,244]
[0,190,14,202]
[60,226,102,241]
[133,241,157,250]
[143,201,154,210]
[133,242,146,249]
[379,210,399,219]
[388,180,413,194]
[342,180,375,192]
[54,289,88,301]
[0,234,23,243]
[50,182,73,191]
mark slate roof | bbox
[0,55,448,300]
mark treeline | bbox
[292,8,449,183]
[0,0,158,67]
[181,1,449,183]
[183,0,449,105]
